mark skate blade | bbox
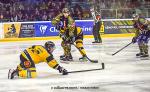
[92,43,102,45]
[60,61,70,64]
[140,57,150,60]
[8,69,13,79]
[60,60,88,64]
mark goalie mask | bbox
[45,41,55,53]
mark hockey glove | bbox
[55,21,63,30]
[69,37,75,44]
[132,37,137,43]
[59,33,67,41]
[57,66,68,75]
[55,24,61,30]
[142,30,148,35]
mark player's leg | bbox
[60,40,73,61]
[8,54,37,79]
[75,33,88,61]
[60,40,66,58]
[17,66,37,78]
[136,35,145,57]
[98,32,102,43]
[136,44,144,57]
[140,35,150,57]
[142,44,149,57]
[92,25,97,43]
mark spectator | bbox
[73,4,83,20]
[0,13,4,22]
[23,13,29,21]
[100,0,106,9]
[42,11,48,21]
[34,11,41,21]
[10,13,18,22]
[17,11,23,21]
[0,0,149,21]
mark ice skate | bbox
[8,69,18,79]
[79,56,88,62]
[136,52,144,57]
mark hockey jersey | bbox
[21,45,58,68]
[133,17,149,37]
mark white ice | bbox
[0,37,150,92]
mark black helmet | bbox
[44,41,55,53]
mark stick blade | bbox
[101,63,105,69]
[90,60,98,63]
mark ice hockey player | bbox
[90,8,102,43]
[52,8,75,61]
[65,26,89,62]
[52,8,89,62]
[132,14,150,57]
[8,41,68,79]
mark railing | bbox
[99,8,150,19]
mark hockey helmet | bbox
[96,15,101,20]
[44,41,55,53]
[62,8,70,13]
[132,14,139,19]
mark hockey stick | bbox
[67,63,104,73]
[112,42,132,56]
[72,43,98,63]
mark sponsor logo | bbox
[105,26,133,29]
[49,27,59,32]
[81,26,93,32]
[40,25,47,34]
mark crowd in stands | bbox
[0,0,149,22]
[0,0,68,22]
[94,0,150,19]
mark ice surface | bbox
[0,38,150,92]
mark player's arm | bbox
[36,46,68,75]
[139,18,149,31]
[140,18,148,25]
[68,16,75,36]
[132,23,140,43]
[45,54,68,75]
[68,16,75,27]
[45,53,59,69]
[135,30,140,37]
[51,13,63,26]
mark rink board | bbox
[0,33,134,42]
[0,18,148,42]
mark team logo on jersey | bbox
[40,25,47,34]
[24,61,31,68]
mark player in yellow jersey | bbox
[52,8,89,62]
[62,26,88,61]
[8,41,68,79]
[52,8,75,61]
